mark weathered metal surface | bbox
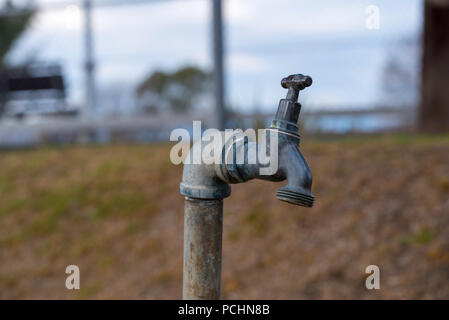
[179,133,231,200]
[180,74,315,300]
[180,74,314,207]
[183,198,223,300]
[271,74,314,207]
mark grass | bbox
[0,134,449,299]
[400,228,436,246]
[242,202,270,236]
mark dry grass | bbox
[0,135,449,299]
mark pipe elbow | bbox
[179,138,231,200]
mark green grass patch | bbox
[400,227,436,246]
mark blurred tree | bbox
[419,0,449,132]
[381,36,420,108]
[0,0,34,115]
[0,0,34,66]
[136,66,212,114]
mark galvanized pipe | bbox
[183,197,223,300]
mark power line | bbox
[95,0,195,7]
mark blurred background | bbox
[0,0,448,299]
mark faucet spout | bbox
[276,138,314,207]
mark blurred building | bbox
[0,63,78,119]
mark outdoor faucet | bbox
[180,74,314,300]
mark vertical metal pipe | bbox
[212,0,226,130]
[183,198,223,300]
[83,0,96,118]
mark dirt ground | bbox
[1,134,449,299]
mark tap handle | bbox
[281,74,312,90]
[281,74,312,102]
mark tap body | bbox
[180,129,314,207]
[180,74,314,207]
[180,74,314,300]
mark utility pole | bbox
[212,0,226,130]
[83,0,96,118]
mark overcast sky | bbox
[8,0,422,113]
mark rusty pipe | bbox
[183,198,222,299]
